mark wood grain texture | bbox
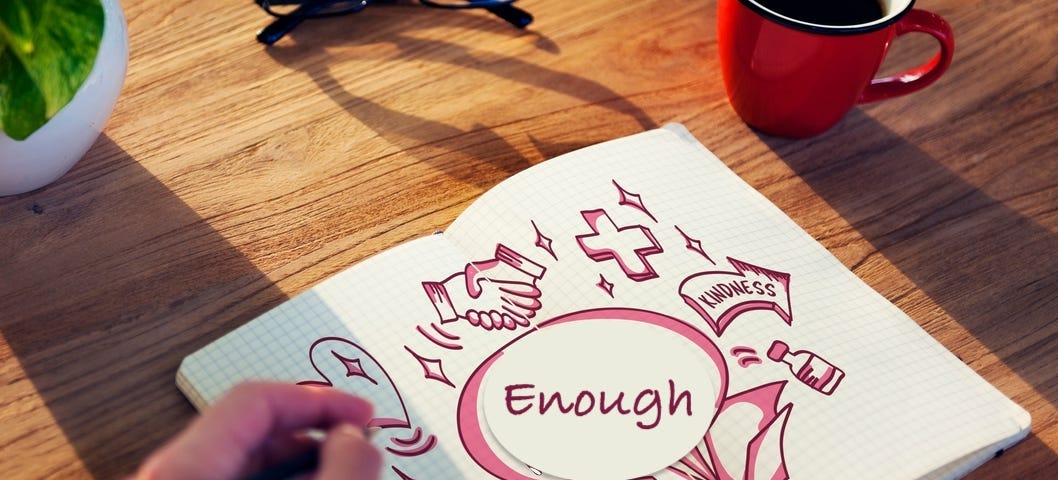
[1,0,1055,478]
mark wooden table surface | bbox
[1,0,1056,478]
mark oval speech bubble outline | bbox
[457,308,729,480]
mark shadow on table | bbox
[262,6,656,188]
[758,109,1058,472]
[0,136,287,478]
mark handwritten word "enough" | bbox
[503,379,692,430]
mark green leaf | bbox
[0,0,103,140]
[0,44,47,140]
[0,1,44,54]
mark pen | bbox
[241,427,377,480]
[243,448,319,480]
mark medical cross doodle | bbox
[575,209,663,281]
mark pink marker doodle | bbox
[596,274,615,298]
[456,308,731,480]
[531,220,557,260]
[416,322,462,350]
[731,346,763,368]
[299,337,439,473]
[675,224,715,265]
[575,209,663,281]
[405,345,456,388]
[422,244,546,331]
[768,340,844,395]
[678,257,792,336]
[644,381,792,480]
[613,180,658,222]
[706,381,792,480]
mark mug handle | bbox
[858,9,955,103]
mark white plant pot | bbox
[0,0,129,196]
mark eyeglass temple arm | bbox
[486,3,533,28]
[257,0,343,45]
[258,14,308,45]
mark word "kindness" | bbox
[696,279,777,308]
[502,379,692,430]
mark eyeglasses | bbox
[255,0,534,45]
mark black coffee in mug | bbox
[755,0,886,26]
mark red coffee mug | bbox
[717,0,955,138]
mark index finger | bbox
[207,382,373,446]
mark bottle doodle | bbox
[767,340,845,395]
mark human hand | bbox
[134,382,382,480]
[460,256,542,329]
[423,244,546,331]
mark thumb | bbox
[316,424,383,480]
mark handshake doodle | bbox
[423,244,546,331]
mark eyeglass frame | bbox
[255,0,534,45]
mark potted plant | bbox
[0,0,128,196]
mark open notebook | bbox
[178,124,1029,480]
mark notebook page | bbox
[439,126,1029,479]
